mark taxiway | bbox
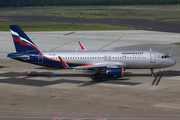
[0,30,180,120]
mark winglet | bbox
[58,56,69,68]
[78,41,86,50]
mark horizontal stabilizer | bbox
[8,54,29,60]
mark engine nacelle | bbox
[106,68,124,78]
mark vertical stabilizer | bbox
[10,25,40,53]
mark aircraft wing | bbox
[73,62,126,69]
[73,64,106,69]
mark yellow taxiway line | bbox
[98,35,125,50]
[0,61,21,71]
[152,71,163,86]
[49,39,78,51]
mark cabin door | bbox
[150,53,156,63]
[38,54,43,63]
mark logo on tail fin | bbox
[10,25,40,53]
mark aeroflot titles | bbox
[121,52,143,55]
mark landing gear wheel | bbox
[151,73,155,77]
[91,74,97,80]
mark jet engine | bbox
[106,68,124,78]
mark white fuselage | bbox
[41,50,176,69]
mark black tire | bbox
[151,73,155,77]
[91,74,96,80]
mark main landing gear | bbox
[151,69,155,77]
[91,72,100,80]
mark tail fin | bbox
[10,25,41,53]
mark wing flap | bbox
[73,62,126,69]
[73,64,106,69]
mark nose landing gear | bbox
[151,69,155,77]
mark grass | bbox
[173,19,180,22]
[0,5,179,31]
[1,5,180,19]
[172,42,180,45]
[111,12,180,18]
[50,12,180,18]
[0,22,137,31]
[105,5,180,11]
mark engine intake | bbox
[106,68,124,78]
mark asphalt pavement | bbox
[1,14,180,33]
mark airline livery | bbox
[7,25,176,80]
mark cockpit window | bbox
[161,55,170,59]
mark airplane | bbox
[7,25,176,80]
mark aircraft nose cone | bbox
[171,59,176,66]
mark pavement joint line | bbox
[49,39,78,51]
[0,38,11,41]
[0,117,179,120]
[0,61,21,70]
[98,35,125,50]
